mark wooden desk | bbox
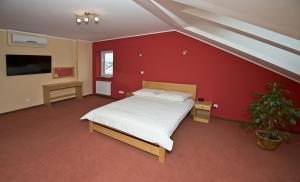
[43,81,83,107]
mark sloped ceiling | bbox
[0,0,299,82]
[133,0,300,83]
[0,0,172,41]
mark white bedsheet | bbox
[81,96,194,151]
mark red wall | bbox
[93,31,300,131]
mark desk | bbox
[43,81,83,107]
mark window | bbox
[101,50,113,78]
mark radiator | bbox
[96,81,111,96]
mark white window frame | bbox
[101,50,113,78]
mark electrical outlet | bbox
[213,103,218,108]
[118,91,125,94]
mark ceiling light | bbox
[76,18,82,24]
[75,12,99,25]
[94,16,99,22]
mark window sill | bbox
[99,76,113,79]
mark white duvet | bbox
[81,95,194,151]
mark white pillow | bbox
[156,91,192,102]
[132,88,164,97]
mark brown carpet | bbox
[0,96,299,182]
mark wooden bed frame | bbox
[88,81,197,163]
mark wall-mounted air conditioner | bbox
[11,33,48,46]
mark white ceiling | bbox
[0,0,299,82]
[172,0,300,40]
[0,0,172,41]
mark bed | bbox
[81,81,197,162]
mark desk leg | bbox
[75,85,83,99]
[43,87,51,107]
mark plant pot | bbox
[256,130,281,150]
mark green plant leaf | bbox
[241,82,300,142]
[280,131,291,143]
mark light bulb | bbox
[76,18,82,24]
[84,17,89,23]
[94,16,99,22]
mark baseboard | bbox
[0,94,94,116]
[212,116,300,134]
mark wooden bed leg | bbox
[89,121,94,133]
[158,147,166,163]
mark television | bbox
[6,54,52,76]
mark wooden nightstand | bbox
[193,101,213,123]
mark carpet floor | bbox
[0,96,299,182]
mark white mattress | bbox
[81,96,194,151]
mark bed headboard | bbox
[142,81,197,100]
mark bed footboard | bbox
[89,121,166,163]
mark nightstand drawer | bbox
[194,105,211,110]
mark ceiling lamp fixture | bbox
[75,12,99,25]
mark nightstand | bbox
[193,101,213,123]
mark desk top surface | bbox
[43,81,82,87]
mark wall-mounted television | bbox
[6,54,52,76]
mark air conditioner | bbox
[11,33,48,46]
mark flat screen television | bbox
[6,54,52,76]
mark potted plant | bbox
[242,82,300,150]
